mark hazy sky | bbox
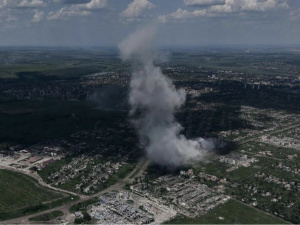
[0,0,299,47]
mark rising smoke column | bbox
[119,26,213,166]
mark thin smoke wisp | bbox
[119,26,214,166]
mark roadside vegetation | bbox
[29,210,63,221]
[0,169,77,221]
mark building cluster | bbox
[166,61,300,88]
[0,142,64,172]
[28,141,67,155]
[89,202,129,224]
[1,81,91,100]
[275,162,300,175]
[81,72,130,87]
[252,61,300,77]
[131,173,230,218]
[198,194,230,214]
[260,135,300,150]
[232,106,300,142]
[1,52,300,223]
[285,128,300,139]
[47,155,127,194]
[255,172,299,191]
[179,168,195,178]
[239,182,296,216]
[198,172,218,182]
[256,151,273,157]
[219,153,258,167]
[89,191,154,224]
[182,80,300,143]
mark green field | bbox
[165,199,288,224]
[193,154,276,184]
[0,49,120,79]
[0,169,76,221]
[29,210,64,221]
[1,48,299,80]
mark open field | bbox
[0,49,120,80]
[165,199,288,224]
[0,169,75,221]
[0,158,148,224]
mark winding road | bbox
[2,123,299,224]
[0,157,150,224]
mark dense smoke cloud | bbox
[119,26,214,166]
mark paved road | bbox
[3,123,298,224]
[231,123,300,224]
[0,157,149,224]
[238,122,300,145]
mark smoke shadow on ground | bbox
[175,78,300,157]
[87,85,129,111]
[212,139,238,155]
[177,106,255,140]
[145,162,192,179]
[175,79,299,147]
[174,81,257,142]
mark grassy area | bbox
[229,176,300,223]
[29,210,63,221]
[165,199,288,224]
[194,155,275,184]
[0,49,121,79]
[228,156,276,182]
[0,169,77,221]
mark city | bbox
[1,0,300,224]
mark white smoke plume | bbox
[119,26,214,166]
